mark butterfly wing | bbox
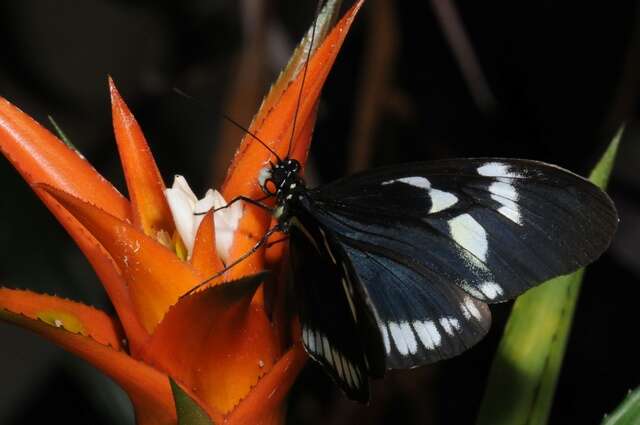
[339,240,492,370]
[309,158,617,303]
[300,158,616,371]
[288,208,371,401]
[291,195,493,376]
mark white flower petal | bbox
[192,189,216,240]
[211,190,243,263]
[164,176,244,262]
[172,175,198,207]
[165,187,196,253]
[195,189,216,213]
[211,190,227,210]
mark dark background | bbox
[1,1,639,424]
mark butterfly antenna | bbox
[286,0,325,159]
[173,87,282,163]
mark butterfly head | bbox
[261,158,305,202]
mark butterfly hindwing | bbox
[291,198,492,372]
[308,158,617,303]
[339,240,492,369]
[288,209,370,401]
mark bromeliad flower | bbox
[164,175,243,262]
[0,1,364,424]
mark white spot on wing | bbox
[322,336,333,362]
[349,363,360,387]
[382,176,460,214]
[388,322,410,355]
[449,214,489,263]
[439,317,461,336]
[461,303,471,319]
[429,188,459,213]
[382,176,431,189]
[347,359,358,389]
[459,282,485,300]
[332,347,344,379]
[480,281,504,300]
[307,329,316,352]
[488,181,522,224]
[400,322,418,354]
[497,205,521,224]
[379,323,391,354]
[413,320,441,349]
[477,162,522,178]
[341,356,353,388]
[463,297,483,320]
[488,180,518,200]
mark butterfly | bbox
[187,0,618,403]
[256,156,617,401]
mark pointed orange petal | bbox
[142,274,279,415]
[221,204,272,284]
[227,344,308,425]
[222,0,365,198]
[0,96,129,219]
[0,310,175,425]
[190,210,225,278]
[0,96,148,350]
[40,185,201,333]
[251,0,344,132]
[42,197,149,353]
[0,287,124,348]
[110,79,175,238]
[289,104,319,174]
[220,0,365,275]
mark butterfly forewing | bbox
[308,159,617,303]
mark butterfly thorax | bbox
[262,158,307,225]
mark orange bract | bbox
[222,0,365,294]
[110,78,176,239]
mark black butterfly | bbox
[254,156,616,401]
[185,0,617,402]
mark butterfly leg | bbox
[193,194,273,216]
[266,236,289,248]
[182,224,285,297]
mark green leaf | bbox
[476,128,622,425]
[589,126,623,187]
[602,386,640,425]
[170,378,214,425]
